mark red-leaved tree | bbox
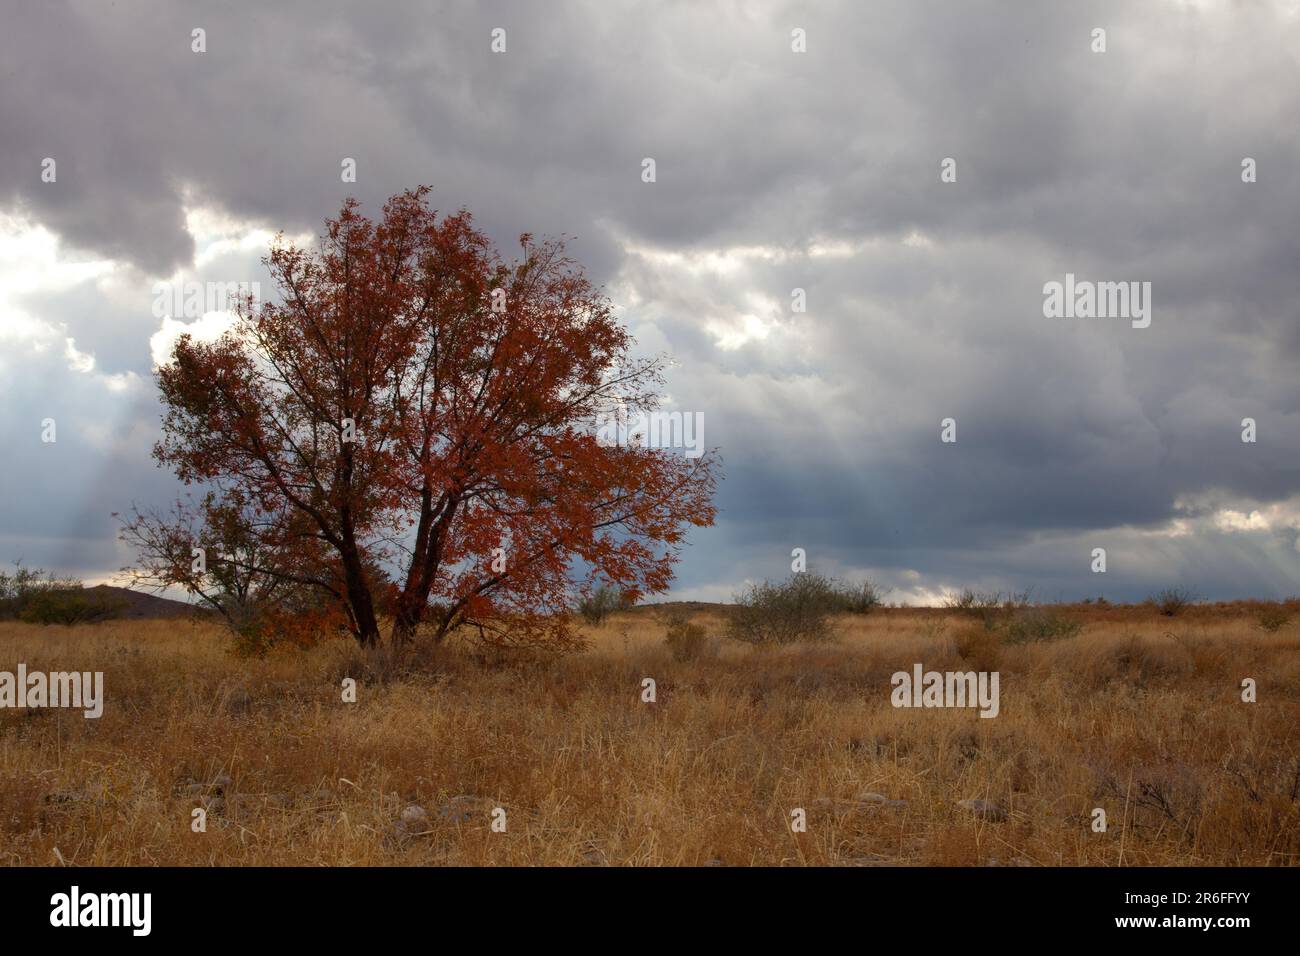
[125,188,717,648]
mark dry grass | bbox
[1,605,1297,866]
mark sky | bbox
[1,0,1298,605]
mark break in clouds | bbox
[1,0,1298,603]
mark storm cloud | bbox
[2,0,1298,602]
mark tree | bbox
[116,489,353,649]
[0,561,124,624]
[130,188,717,648]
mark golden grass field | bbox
[1,604,1297,866]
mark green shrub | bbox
[728,572,840,645]
[576,584,632,626]
[832,579,884,614]
[1002,607,1083,644]
[944,588,1031,630]
[0,563,123,624]
[16,587,125,625]
[0,562,74,616]
[1152,587,1196,617]
[1256,606,1291,633]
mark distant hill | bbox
[83,585,203,620]
[632,600,736,616]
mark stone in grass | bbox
[44,788,112,810]
[181,773,233,798]
[436,794,494,823]
[956,798,1008,822]
[391,804,430,843]
[577,840,608,866]
[857,792,909,809]
[400,805,428,828]
[811,794,908,813]
[43,790,83,805]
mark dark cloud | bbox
[2,1,1297,600]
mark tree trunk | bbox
[391,602,420,645]
[339,545,381,646]
[390,500,455,644]
[349,586,381,646]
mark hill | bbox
[83,585,202,620]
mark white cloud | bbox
[1214,509,1271,532]
[149,312,238,368]
[0,215,116,355]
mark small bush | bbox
[944,588,1031,630]
[227,619,277,658]
[0,562,76,618]
[1152,587,1196,617]
[728,572,839,645]
[576,584,632,626]
[0,563,124,624]
[1002,607,1083,644]
[832,579,884,614]
[665,618,709,662]
[1256,606,1291,633]
[17,588,125,625]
